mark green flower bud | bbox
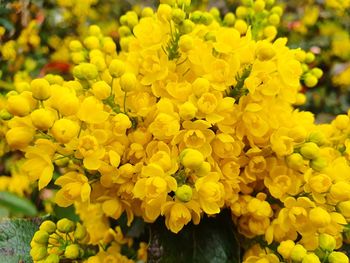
[175,185,193,202]
[300,142,320,160]
[308,131,326,146]
[57,218,75,233]
[74,223,87,241]
[318,233,336,252]
[172,8,186,24]
[286,153,304,170]
[302,253,320,263]
[0,109,13,120]
[290,244,307,262]
[328,251,349,263]
[40,220,56,234]
[310,157,327,172]
[30,246,47,261]
[64,244,80,259]
[33,230,49,244]
[44,254,60,263]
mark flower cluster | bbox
[1,0,350,262]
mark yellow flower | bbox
[51,118,79,144]
[55,172,91,207]
[77,96,109,124]
[161,200,201,233]
[195,173,225,214]
[148,112,180,140]
[22,139,55,190]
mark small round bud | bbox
[120,72,137,92]
[195,161,211,176]
[172,8,186,24]
[310,157,327,172]
[236,6,248,18]
[74,223,87,241]
[0,109,13,120]
[89,25,101,36]
[328,252,349,263]
[286,153,304,170]
[175,185,193,202]
[302,253,321,263]
[263,25,277,39]
[180,19,194,34]
[7,95,31,116]
[223,12,235,26]
[92,81,111,100]
[192,77,210,96]
[69,40,83,52]
[109,59,125,78]
[64,244,80,259]
[308,131,326,146]
[299,142,320,160]
[332,114,349,130]
[180,148,205,170]
[31,78,51,100]
[268,13,280,25]
[6,127,33,150]
[305,52,316,63]
[51,119,79,144]
[309,207,331,228]
[290,244,307,262]
[33,230,49,244]
[40,220,56,234]
[44,254,60,263]
[330,181,350,201]
[142,7,154,17]
[311,68,323,78]
[31,109,55,131]
[83,36,100,50]
[271,6,283,16]
[179,35,193,52]
[179,101,197,120]
[30,246,47,261]
[56,218,75,233]
[337,200,350,218]
[277,240,295,259]
[318,233,336,252]
[234,19,248,34]
[254,0,266,12]
[304,73,318,88]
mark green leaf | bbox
[147,210,240,263]
[0,191,37,216]
[0,217,43,263]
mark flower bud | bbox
[51,118,79,144]
[308,131,326,146]
[64,244,80,259]
[309,207,331,228]
[180,148,204,169]
[40,220,56,234]
[179,35,194,52]
[44,254,60,263]
[56,218,75,233]
[256,42,276,61]
[7,95,31,116]
[337,200,350,218]
[0,109,13,120]
[31,109,55,130]
[30,246,47,261]
[311,68,323,78]
[195,161,211,176]
[179,102,197,120]
[299,142,319,160]
[172,8,186,24]
[268,14,280,26]
[108,59,125,78]
[92,81,111,100]
[310,157,327,172]
[175,185,193,202]
[254,0,266,12]
[31,79,51,100]
[33,230,49,244]
[286,153,304,170]
[328,252,349,263]
[302,253,321,263]
[69,40,83,52]
[6,127,33,150]
[330,181,350,201]
[74,223,87,241]
[304,73,318,88]
[332,114,349,130]
[223,13,235,26]
[318,233,336,252]
[277,240,295,259]
[290,244,307,262]
[120,72,137,92]
[305,52,315,63]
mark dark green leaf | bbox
[147,210,240,263]
[0,191,37,216]
[0,217,43,263]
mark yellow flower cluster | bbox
[1,0,349,262]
